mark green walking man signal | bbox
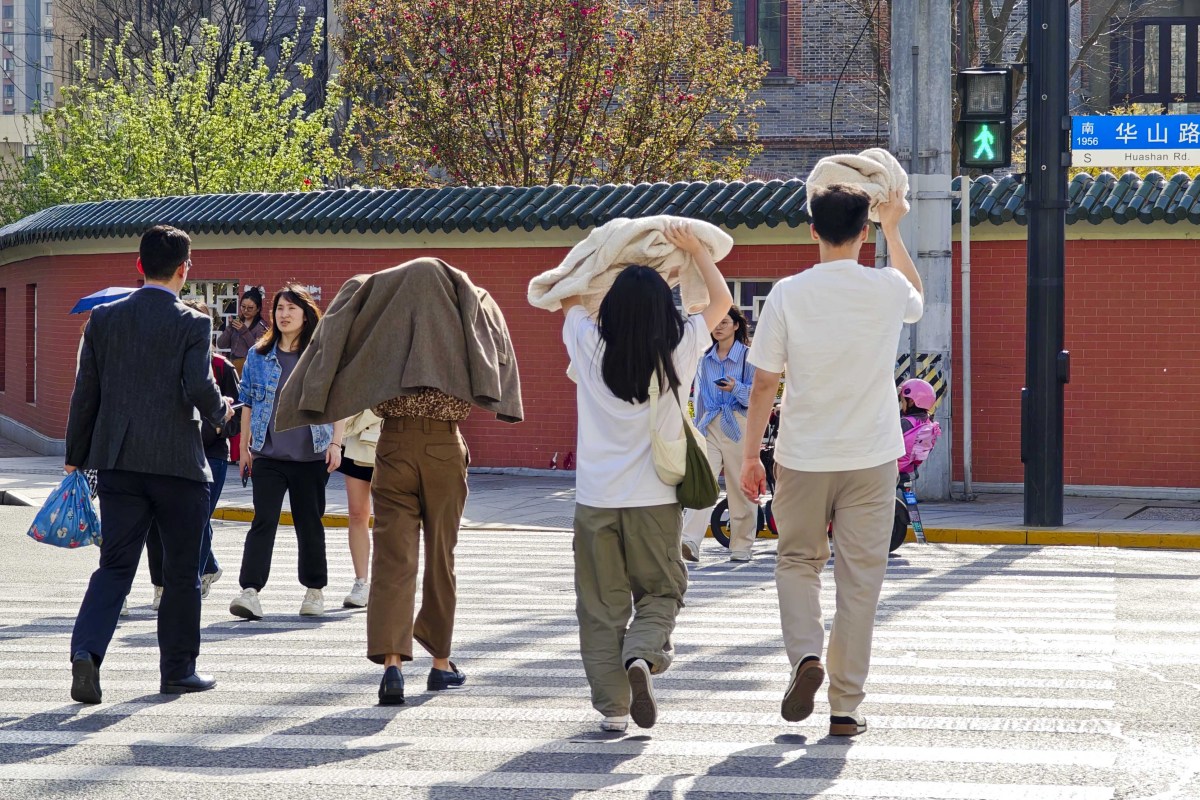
[957,67,1013,170]
[972,124,997,161]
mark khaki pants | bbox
[573,503,688,717]
[682,414,758,554]
[771,459,897,714]
[366,417,469,664]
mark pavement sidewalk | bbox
[3,449,1200,548]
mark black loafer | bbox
[427,662,467,691]
[379,666,405,705]
[70,650,101,705]
[161,672,217,694]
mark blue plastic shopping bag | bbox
[26,471,101,548]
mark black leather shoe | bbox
[70,651,101,704]
[379,666,405,705]
[160,673,217,694]
[427,661,467,691]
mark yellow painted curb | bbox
[213,508,1200,549]
[213,506,367,529]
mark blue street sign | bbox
[1072,115,1200,167]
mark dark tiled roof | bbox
[0,171,1193,251]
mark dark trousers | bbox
[71,470,210,680]
[147,458,225,586]
[238,457,329,592]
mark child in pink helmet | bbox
[897,379,941,476]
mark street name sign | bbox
[1072,115,1200,167]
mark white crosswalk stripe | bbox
[0,530,1120,799]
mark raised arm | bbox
[877,189,923,298]
[663,220,734,331]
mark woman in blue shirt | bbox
[228,285,344,621]
[682,306,758,562]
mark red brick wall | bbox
[949,238,1200,488]
[4,236,1199,489]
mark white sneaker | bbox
[230,588,263,620]
[299,588,325,617]
[600,715,629,732]
[200,568,223,599]
[120,597,130,617]
[681,540,700,563]
[151,585,163,611]
[343,579,369,609]
[729,550,752,562]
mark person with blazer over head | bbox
[65,225,235,704]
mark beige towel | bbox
[806,147,909,222]
[528,215,733,316]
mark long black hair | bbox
[597,265,686,404]
[241,287,265,328]
[708,305,749,352]
[255,283,322,355]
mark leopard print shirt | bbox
[373,388,472,421]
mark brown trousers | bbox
[366,417,469,664]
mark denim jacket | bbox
[238,344,333,455]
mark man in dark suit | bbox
[65,225,234,704]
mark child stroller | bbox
[890,409,942,551]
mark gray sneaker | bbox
[200,568,223,599]
[626,659,657,729]
[151,585,163,611]
[229,588,263,620]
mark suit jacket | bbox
[66,286,227,483]
[274,257,523,430]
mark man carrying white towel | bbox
[739,184,923,737]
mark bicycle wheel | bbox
[764,499,778,536]
[709,499,732,548]
[890,497,910,552]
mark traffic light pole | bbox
[1023,0,1070,526]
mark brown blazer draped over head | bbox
[274,257,523,431]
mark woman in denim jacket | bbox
[229,285,344,621]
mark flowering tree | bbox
[0,22,344,225]
[338,0,768,186]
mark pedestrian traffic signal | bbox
[957,67,1013,170]
[959,120,1011,169]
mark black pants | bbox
[238,457,329,592]
[147,457,225,586]
[71,470,209,681]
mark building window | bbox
[2,32,13,46]
[44,29,52,43]
[2,6,13,19]
[25,284,35,404]
[0,287,6,393]
[2,57,12,72]
[1111,17,1200,105]
[731,0,786,73]
[44,54,52,70]
[43,81,52,98]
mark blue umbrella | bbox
[70,287,139,314]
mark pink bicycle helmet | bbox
[899,378,937,411]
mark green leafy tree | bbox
[0,22,345,226]
[338,0,769,187]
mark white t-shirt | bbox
[748,259,923,472]
[564,305,708,508]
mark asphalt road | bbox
[0,506,1197,799]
